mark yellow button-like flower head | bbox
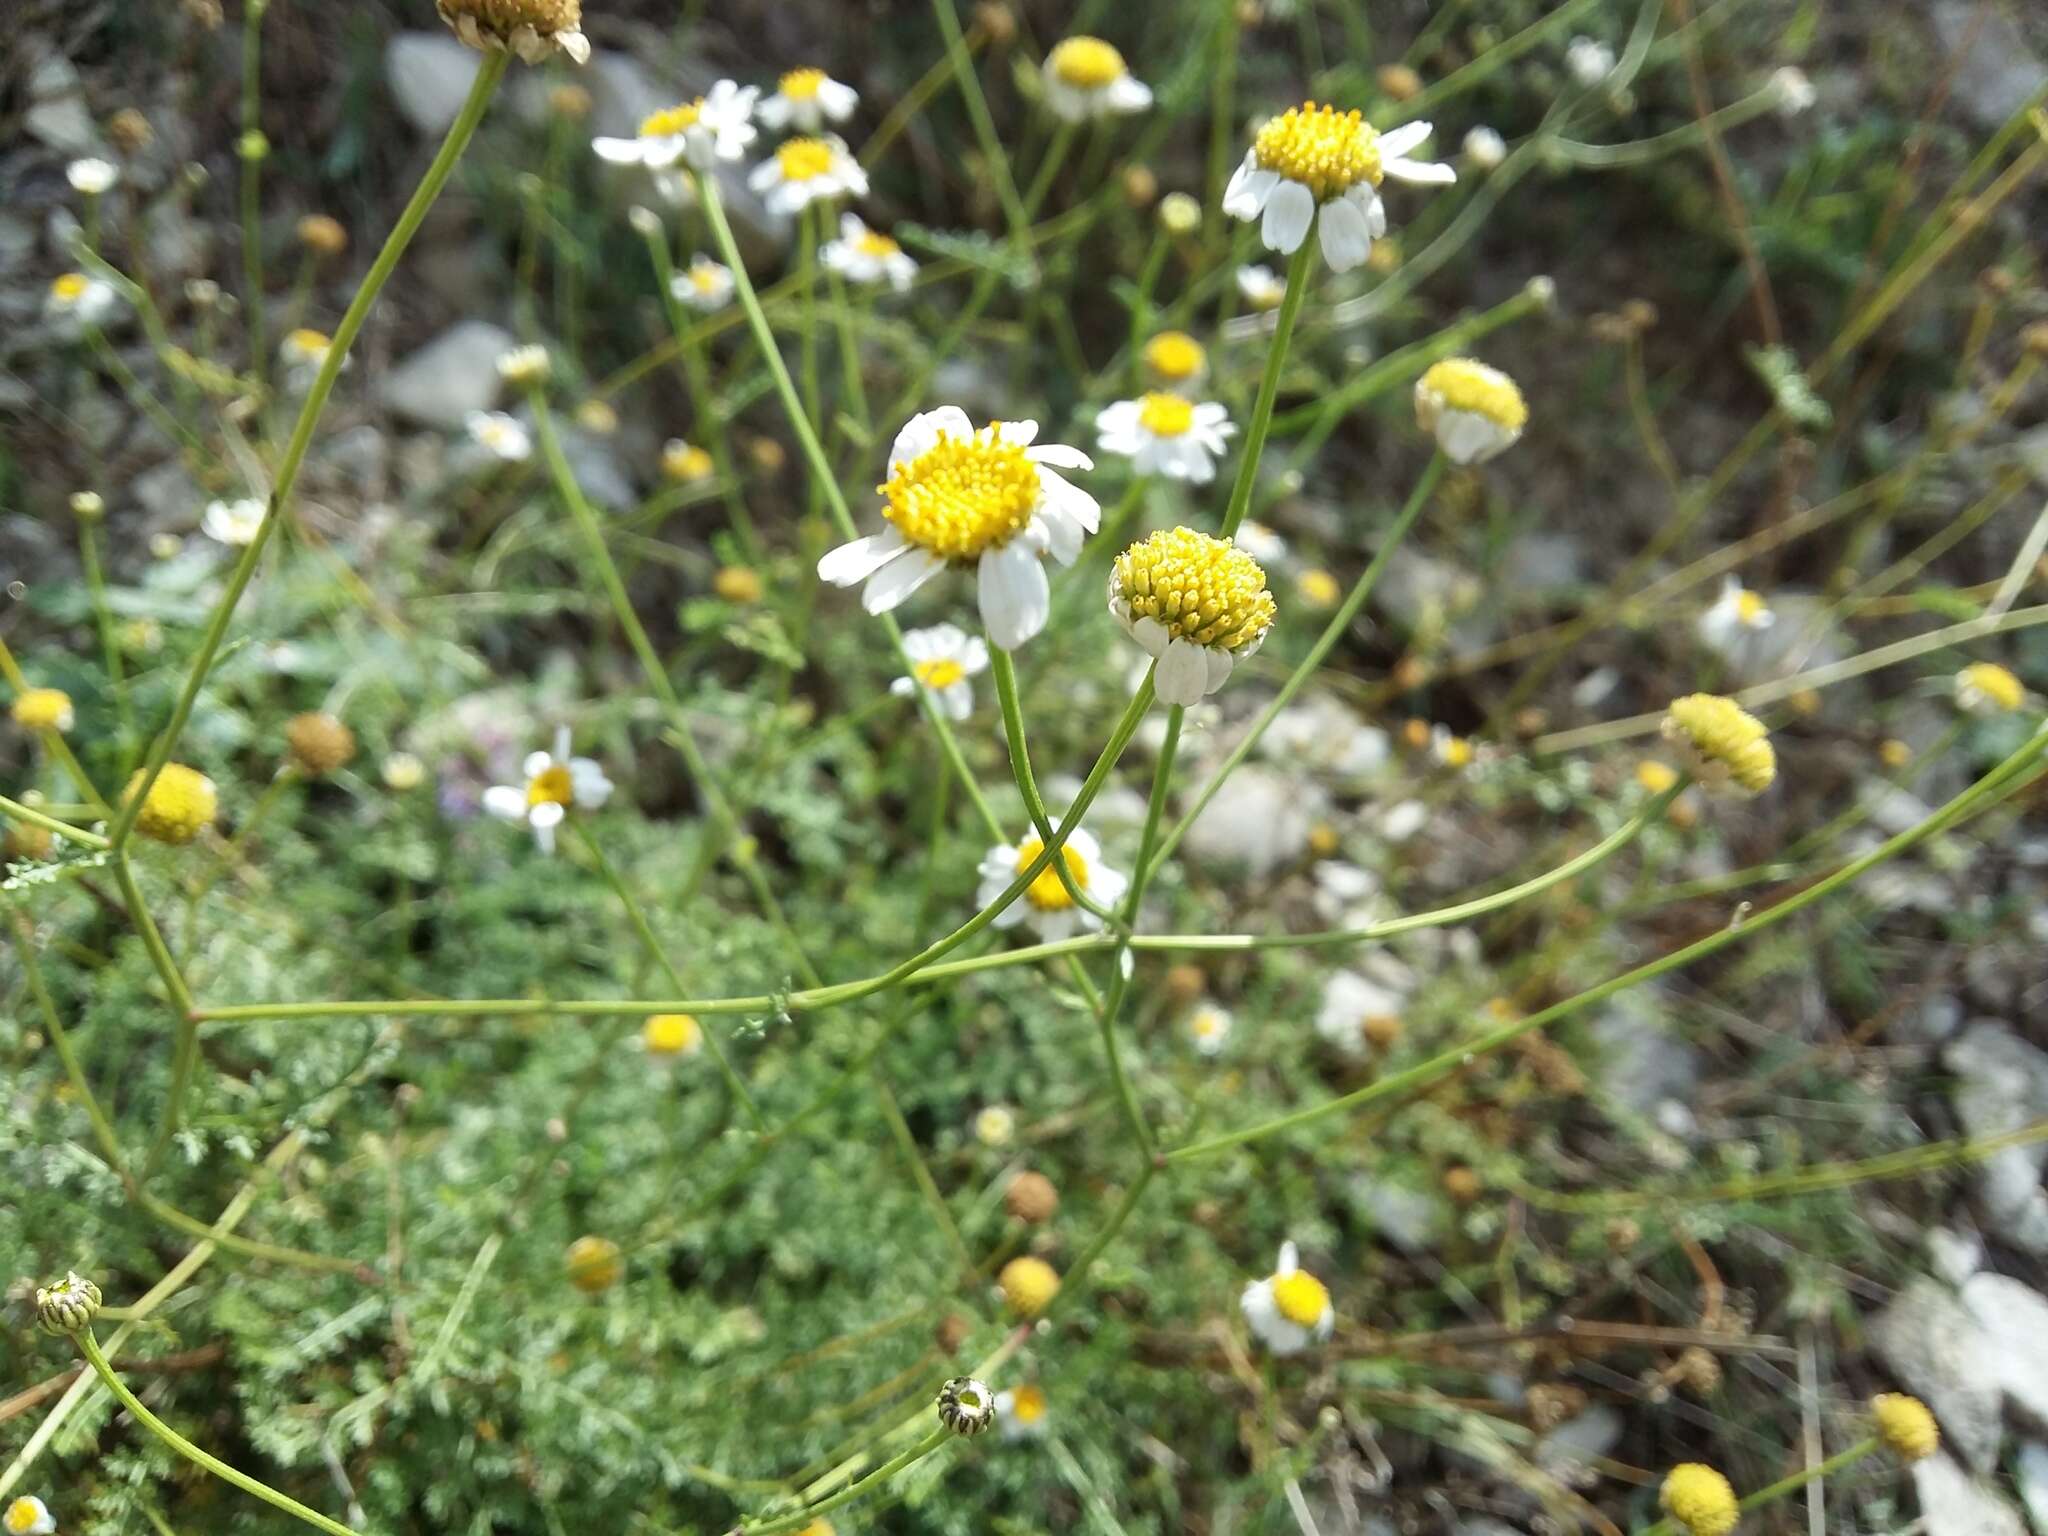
[1661,694,1776,797]
[11,688,76,734]
[1871,1393,1939,1462]
[125,763,218,844]
[997,1255,1060,1318]
[1660,1464,1738,1536]
[1414,358,1527,463]
[564,1235,622,1293]
[1109,527,1277,705]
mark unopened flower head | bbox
[713,566,762,603]
[1662,693,1775,796]
[973,1104,1016,1147]
[1566,36,1616,86]
[1414,358,1526,462]
[1157,191,1201,235]
[996,1383,1050,1439]
[71,490,105,520]
[1236,263,1286,310]
[482,725,613,854]
[68,158,119,195]
[11,688,76,734]
[296,213,348,256]
[279,327,336,374]
[998,1255,1060,1318]
[574,399,618,436]
[1188,1003,1233,1056]
[1659,1464,1738,1536]
[1699,575,1774,651]
[1241,1241,1333,1355]
[437,0,589,63]
[593,82,758,170]
[109,107,154,153]
[817,407,1100,651]
[1871,1392,1939,1461]
[1096,394,1236,483]
[891,622,989,721]
[757,68,858,133]
[1141,330,1207,385]
[497,344,551,387]
[1463,125,1506,169]
[1771,65,1815,116]
[285,712,357,777]
[822,213,917,292]
[642,1012,704,1063]
[937,1376,996,1436]
[564,1234,622,1293]
[125,764,217,844]
[1955,661,2024,715]
[46,272,118,325]
[748,134,867,215]
[203,497,266,546]
[661,439,716,482]
[35,1272,103,1336]
[1042,36,1153,121]
[1223,101,1453,271]
[1108,526,1277,706]
[976,824,1127,941]
[671,255,734,312]
[381,752,426,791]
[3,1497,55,1536]
[468,410,532,462]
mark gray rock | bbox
[321,425,389,493]
[1356,1181,1440,1255]
[0,211,37,277]
[1589,990,1699,1117]
[2017,1441,2048,1535]
[559,429,635,512]
[1932,0,2048,135]
[26,51,100,154]
[1534,1405,1623,1479]
[1913,1451,2027,1536]
[1499,531,1584,593]
[140,199,214,286]
[1927,1227,1983,1287]
[1182,767,1320,878]
[130,458,204,532]
[385,34,484,136]
[1961,1274,2048,1424]
[1872,1277,2006,1473]
[1946,1022,2048,1254]
[377,321,514,430]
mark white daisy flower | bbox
[975,825,1128,942]
[822,213,918,292]
[1041,35,1153,122]
[1316,968,1404,1056]
[1413,357,1527,463]
[592,82,759,170]
[1771,66,1816,117]
[1108,527,1277,707]
[1462,125,1506,169]
[756,68,859,133]
[1222,101,1454,272]
[481,725,613,855]
[1240,1241,1334,1355]
[468,410,532,462]
[1095,394,1236,483]
[890,622,989,720]
[497,343,551,387]
[1187,1003,1233,1056]
[277,326,339,382]
[1698,575,1775,654]
[973,1104,1016,1147]
[3,1499,55,1536]
[1233,519,1288,566]
[641,1013,704,1067]
[45,272,118,326]
[1430,725,1475,769]
[68,158,119,195]
[1566,36,1616,87]
[747,134,867,215]
[202,497,265,546]
[1954,662,2026,716]
[1236,263,1287,311]
[816,407,1099,651]
[671,255,735,313]
[995,1384,1051,1440]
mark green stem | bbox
[1218,239,1314,538]
[740,1427,950,1536]
[0,794,108,850]
[799,205,822,511]
[77,516,137,751]
[928,0,1033,263]
[988,650,1119,924]
[1636,1439,1880,1535]
[239,0,267,381]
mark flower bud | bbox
[285,712,357,777]
[937,1376,996,1435]
[36,1272,102,1336]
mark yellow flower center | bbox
[1048,35,1128,89]
[125,763,217,845]
[1136,392,1196,437]
[914,658,967,689]
[564,1234,622,1294]
[1417,358,1528,428]
[1298,568,1341,608]
[1732,588,1768,626]
[1961,661,2023,712]
[51,273,88,303]
[775,137,837,182]
[1190,1008,1226,1040]
[1252,102,1383,200]
[1662,693,1776,795]
[1142,330,1205,381]
[527,763,575,807]
[880,425,1041,561]
[1271,1268,1330,1327]
[1009,1384,1047,1423]
[1113,527,1277,651]
[644,1013,701,1056]
[856,228,901,258]
[1014,836,1089,911]
[640,100,704,138]
[689,265,723,293]
[1438,735,1473,768]
[780,67,827,101]
[11,688,74,732]
[285,327,330,358]
[714,566,764,603]
[5,1500,44,1536]
[1635,759,1679,794]
[664,443,715,481]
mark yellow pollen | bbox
[780,68,827,101]
[51,273,88,302]
[855,229,901,257]
[1113,526,1277,651]
[527,763,575,807]
[1271,1268,1329,1327]
[1253,101,1383,200]
[1636,759,1679,795]
[644,1013,701,1056]
[775,138,837,182]
[1136,392,1196,437]
[1960,661,2024,712]
[880,425,1041,561]
[1014,835,1089,911]
[1048,35,1128,89]
[1734,588,1769,625]
[1417,358,1528,428]
[1142,330,1206,381]
[1009,1384,1047,1422]
[1662,693,1776,795]
[639,100,703,138]
[914,658,967,689]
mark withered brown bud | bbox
[108,108,154,154]
[1004,1170,1059,1224]
[285,712,357,777]
[1443,1166,1482,1204]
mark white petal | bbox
[756,96,792,130]
[891,406,973,468]
[1027,441,1092,470]
[591,137,648,164]
[1378,121,1433,159]
[1318,193,1374,272]
[978,542,1050,651]
[482,785,529,822]
[941,682,973,720]
[530,801,565,832]
[1203,647,1236,693]
[746,160,781,192]
[817,530,908,585]
[891,676,917,698]
[1095,400,1140,434]
[1106,75,1153,113]
[569,758,613,807]
[820,80,860,120]
[524,750,554,778]
[1261,181,1315,255]
[998,419,1040,446]
[1157,638,1213,705]
[1384,155,1458,186]
[1090,862,1129,905]
[1037,468,1100,533]
[1033,507,1085,567]
[1130,615,1171,658]
[1222,155,1273,219]
[960,634,990,672]
[861,548,946,613]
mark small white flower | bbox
[45,272,118,326]
[1698,575,1775,654]
[68,158,119,195]
[1413,358,1527,464]
[468,410,532,462]
[891,623,989,721]
[747,134,867,215]
[1316,969,1404,1055]
[995,1384,1051,1440]
[592,81,759,171]
[497,344,551,386]
[1954,662,2026,716]
[756,67,859,133]
[822,213,918,292]
[1462,125,1506,169]
[1430,725,1475,770]
[482,725,613,855]
[1108,527,1276,706]
[1241,1241,1334,1355]
[1041,35,1153,122]
[671,255,735,313]
[640,1013,704,1067]
[1566,36,1616,87]
[1232,519,1289,566]
[1771,66,1815,116]
[1187,1003,1233,1056]
[1095,393,1236,483]
[973,1104,1016,1146]
[3,1498,55,1536]
[976,825,1128,942]
[1236,263,1287,311]
[817,408,1099,652]
[276,327,342,390]
[202,497,266,546]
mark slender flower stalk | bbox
[1219,240,1315,539]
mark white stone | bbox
[1961,1273,2048,1424]
[385,33,483,136]
[377,321,516,430]
[1873,1277,2006,1473]
[1913,1450,2027,1536]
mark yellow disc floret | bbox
[1112,527,1277,652]
[1271,1268,1330,1328]
[856,228,902,258]
[1871,1393,1940,1462]
[998,1256,1061,1318]
[880,425,1042,561]
[1661,693,1776,796]
[915,658,967,690]
[775,138,836,182]
[5,1497,53,1536]
[1958,661,2024,713]
[1142,330,1206,381]
[564,1234,622,1293]
[11,688,75,734]
[51,273,89,305]
[780,67,827,100]
[713,566,764,603]
[1252,101,1383,200]
[283,327,331,360]
[1136,392,1196,437]
[125,764,217,844]
[1008,1383,1048,1424]
[1014,836,1090,911]
[527,763,574,807]
[1660,1464,1738,1536]
[663,442,715,482]
[1415,358,1528,430]
[1636,758,1679,795]
[640,100,704,138]
[1047,36,1128,89]
[644,1013,702,1057]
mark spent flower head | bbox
[1661,694,1776,797]
[1108,527,1277,706]
[285,712,356,777]
[437,0,589,63]
[1041,36,1152,121]
[1413,358,1526,463]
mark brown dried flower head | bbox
[1004,1171,1059,1224]
[437,0,589,65]
[285,712,357,777]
